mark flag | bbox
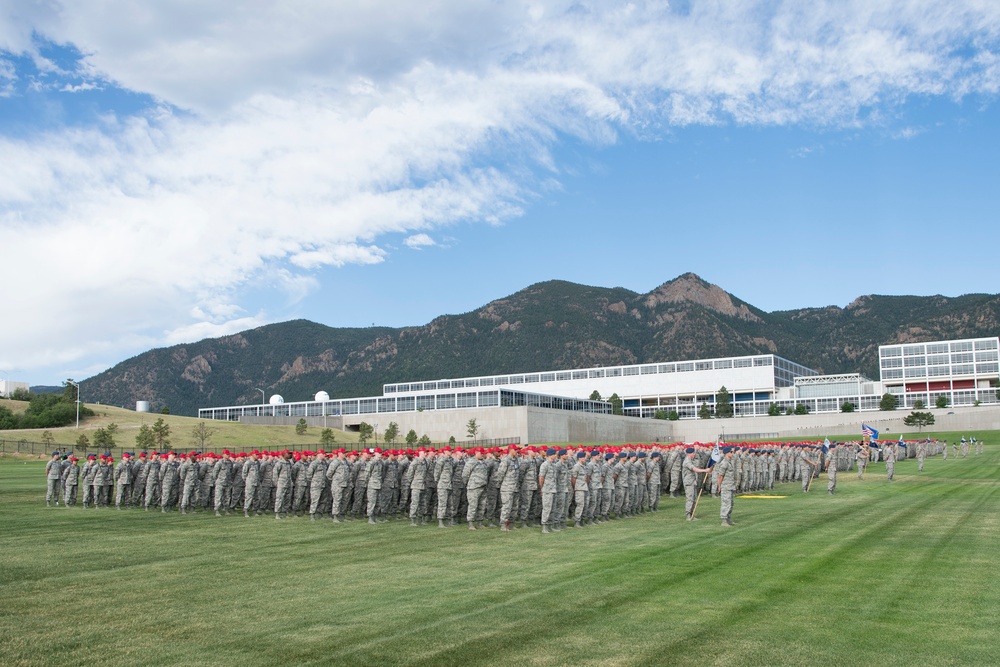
[862,423,879,440]
[961,436,967,443]
[822,437,831,454]
[710,441,722,465]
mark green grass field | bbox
[2,439,999,666]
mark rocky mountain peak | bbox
[644,273,762,322]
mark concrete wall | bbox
[670,405,1000,442]
[241,407,675,444]
[238,405,998,445]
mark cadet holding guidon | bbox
[681,447,711,521]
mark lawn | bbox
[2,439,999,666]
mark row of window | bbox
[883,363,1000,379]
[882,350,998,368]
[383,355,804,394]
[882,339,998,358]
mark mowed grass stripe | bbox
[2,448,1000,666]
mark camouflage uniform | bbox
[463,454,489,528]
[159,456,181,512]
[365,455,384,523]
[570,454,589,527]
[326,454,353,521]
[272,455,293,518]
[45,455,63,506]
[435,454,455,526]
[242,456,262,516]
[62,459,80,506]
[538,455,557,533]
[213,455,235,515]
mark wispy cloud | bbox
[0,1,998,381]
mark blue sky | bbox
[1,1,999,387]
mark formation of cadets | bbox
[43,435,964,529]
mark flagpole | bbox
[691,470,711,518]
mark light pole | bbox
[66,379,80,429]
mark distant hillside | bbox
[81,273,1000,415]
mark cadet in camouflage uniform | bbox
[45,452,63,506]
[229,453,245,511]
[647,451,662,512]
[113,453,133,509]
[553,450,569,529]
[610,453,628,518]
[380,452,399,521]
[538,448,558,534]
[668,447,684,497]
[397,452,412,519]
[130,452,148,507]
[826,444,839,494]
[180,453,200,514]
[259,454,276,515]
[213,450,235,516]
[365,450,384,524]
[61,456,81,506]
[856,443,869,479]
[799,448,819,492]
[451,450,467,524]
[463,448,489,529]
[159,452,181,512]
[570,451,589,527]
[242,451,262,517]
[435,449,455,527]
[494,445,521,529]
[94,456,113,507]
[682,448,711,521]
[587,450,603,524]
[406,449,429,525]
[273,451,293,519]
[884,441,897,481]
[484,451,500,526]
[350,451,369,519]
[328,451,355,522]
[307,450,329,520]
[292,453,309,516]
[198,454,214,511]
[518,449,539,527]
[143,453,162,510]
[716,447,736,526]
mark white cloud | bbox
[0,0,998,381]
[404,233,437,249]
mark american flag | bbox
[862,423,879,440]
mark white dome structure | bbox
[269,394,285,405]
[314,391,330,402]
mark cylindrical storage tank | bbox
[136,401,151,412]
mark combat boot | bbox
[447,518,456,527]
[310,513,316,521]
[438,519,446,528]
[333,515,343,523]
[574,520,582,528]
[469,521,476,531]
[368,517,376,524]
[410,518,418,526]
[542,524,551,534]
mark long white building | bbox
[199,336,1000,428]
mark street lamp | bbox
[66,379,80,429]
[255,387,265,417]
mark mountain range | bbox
[81,273,1000,416]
